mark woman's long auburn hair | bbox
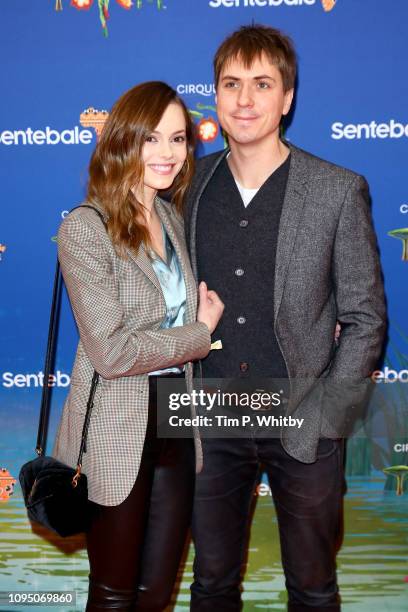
[87,81,195,257]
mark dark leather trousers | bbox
[191,437,346,612]
[86,375,194,611]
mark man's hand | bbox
[197,281,224,334]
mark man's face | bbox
[216,53,293,148]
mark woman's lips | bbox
[148,164,175,175]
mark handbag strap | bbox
[36,205,107,482]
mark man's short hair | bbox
[214,24,297,93]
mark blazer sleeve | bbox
[58,212,211,380]
[329,174,387,379]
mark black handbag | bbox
[19,205,104,537]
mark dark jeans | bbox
[86,374,194,611]
[191,436,345,611]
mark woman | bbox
[53,81,224,611]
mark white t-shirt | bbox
[227,153,260,207]
[234,179,260,207]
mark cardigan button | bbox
[237,316,246,325]
[235,268,244,277]
[239,362,249,373]
[239,219,248,228]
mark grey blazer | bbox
[53,199,211,506]
[185,142,387,463]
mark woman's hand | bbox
[335,322,341,343]
[197,281,224,335]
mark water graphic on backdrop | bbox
[1,480,407,611]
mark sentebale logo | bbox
[2,371,71,388]
[0,126,93,146]
[208,0,338,9]
[0,107,111,147]
[372,367,408,383]
[331,120,408,140]
[209,0,317,7]
[80,107,109,141]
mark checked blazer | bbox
[53,199,211,506]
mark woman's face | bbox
[140,102,187,201]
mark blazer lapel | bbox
[155,199,197,325]
[124,199,197,322]
[274,144,309,323]
[126,242,163,295]
[81,200,164,296]
[189,149,229,280]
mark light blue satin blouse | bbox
[148,224,186,376]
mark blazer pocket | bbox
[97,377,146,417]
[67,380,102,417]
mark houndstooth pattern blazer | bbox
[52,199,211,506]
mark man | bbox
[184,25,386,611]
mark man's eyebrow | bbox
[253,75,276,81]
[220,74,276,81]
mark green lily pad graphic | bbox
[383,465,408,495]
[388,228,408,261]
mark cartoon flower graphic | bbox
[189,104,224,145]
[0,468,16,502]
[71,0,93,8]
[57,0,163,36]
[388,228,408,261]
[383,465,408,496]
[197,117,219,143]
